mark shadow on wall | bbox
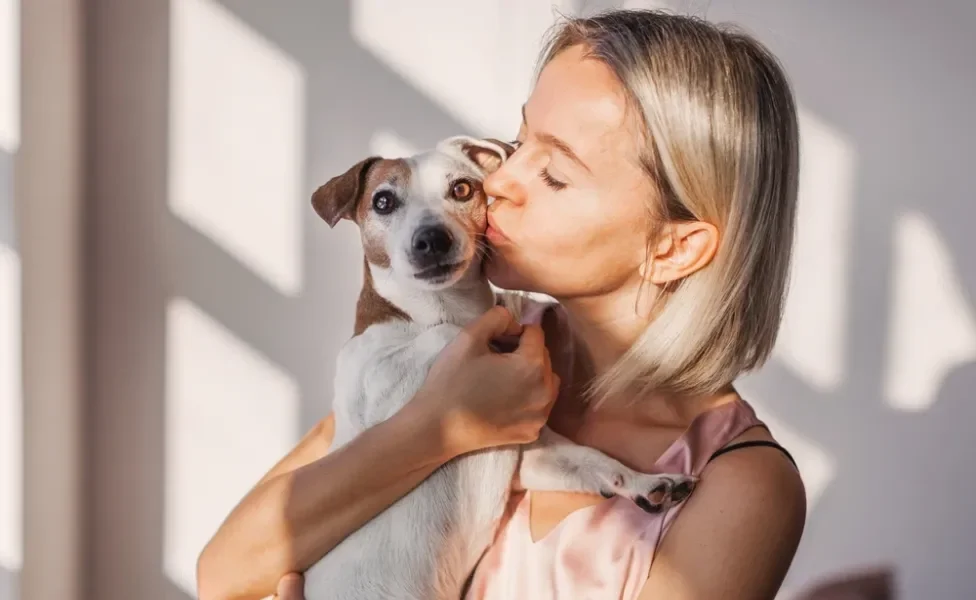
[0,148,20,600]
[0,569,17,600]
[86,0,976,598]
[0,149,12,248]
[795,567,895,600]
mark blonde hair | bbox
[538,10,800,401]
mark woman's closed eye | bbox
[540,168,567,191]
[509,134,568,190]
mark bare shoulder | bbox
[696,430,807,541]
[703,425,806,510]
[641,427,806,599]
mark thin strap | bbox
[707,440,797,468]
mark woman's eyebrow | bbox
[522,104,592,174]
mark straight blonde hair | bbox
[537,10,800,402]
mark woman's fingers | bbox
[464,305,523,349]
[514,324,546,360]
[276,573,305,600]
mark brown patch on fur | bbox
[352,159,410,223]
[442,178,489,245]
[449,139,514,256]
[362,239,391,269]
[312,157,414,332]
[311,156,381,227]
[354,257,409,334]
[355,160,411,270]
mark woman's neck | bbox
[552,291,737,432]
[558,290,650,377]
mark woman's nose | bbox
[484,160,525,206]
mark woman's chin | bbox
[484,255,518,290]
[485,248,549,295]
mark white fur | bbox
[303,137,692,600]
[370,263,492,327]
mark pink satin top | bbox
[464,299,769,599]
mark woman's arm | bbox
[196,405,450,600]
[638,447,806,599]
[254,412,336,489]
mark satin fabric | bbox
[464,300,766,599]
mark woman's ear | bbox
[640,221,719,284]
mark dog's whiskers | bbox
[474,236,492,261]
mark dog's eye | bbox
[372,191,397,215]
[450,179,474,202]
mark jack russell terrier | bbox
[303,135,694,599]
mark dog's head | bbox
[312,136,515,290]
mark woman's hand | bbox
[407,305,562,459]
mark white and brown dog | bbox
[304,136,693,599]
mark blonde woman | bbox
[198,9,806,600]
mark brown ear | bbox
[311,156,381,227]
[440,136,515,174]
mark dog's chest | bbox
[311,318,523,599]
[334,321,462,428]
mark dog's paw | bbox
[598,472,697,513]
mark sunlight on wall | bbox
[774,108,856,393]
[352,0,574,138]
[492,0,576,131]
[163,297,300,596]
[169,0,306,297]
[884,211,976,412]
[0,0,18,154]
[370,130,419,159]
[747,394,835,510]
[0,244,22,577]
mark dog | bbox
[303,135,694,599]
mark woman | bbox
[197,9,806,600]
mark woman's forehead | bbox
[528,48,637,169]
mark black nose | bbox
[412,225,454,260]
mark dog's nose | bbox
[412,225,454,259]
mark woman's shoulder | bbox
[702,428,806,517]
[645,419,806,597]
[700,407,806,522]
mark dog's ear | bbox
[311,156,381,228]
[440,136,517,174]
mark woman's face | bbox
[484,45,656,300]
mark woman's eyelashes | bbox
[540,168,567,191]
[510,136,566,190]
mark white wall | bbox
[0,1,21,598]
[11,0,976,598]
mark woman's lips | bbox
[486,214,509,245]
